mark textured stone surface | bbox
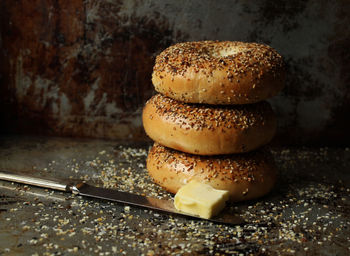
[0,136,349,255]
[0,0,349,145]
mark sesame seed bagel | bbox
[152,41,285,104]
[147,143,277,202]
[142,94,277,155]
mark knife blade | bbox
[0,170,244,225]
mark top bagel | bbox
[152,41,285,105]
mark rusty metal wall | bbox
[0,0,349,145]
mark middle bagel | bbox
[142,94,276,155]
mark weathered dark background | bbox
[0,0,349,145]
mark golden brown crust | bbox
[152,41,285,104]
[146,143,277,202]
[142,94,277,155]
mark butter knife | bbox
[0,170,244,225]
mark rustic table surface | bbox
[0,136,349,255]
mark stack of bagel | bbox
[143,41,285,202]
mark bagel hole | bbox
[217,48,239,57]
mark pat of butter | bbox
[174,180,230,219]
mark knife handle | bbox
[0,170,75,192]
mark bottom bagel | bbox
[146,143,277,202]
